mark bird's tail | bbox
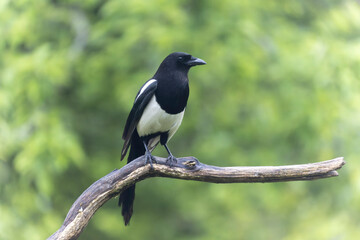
[118,130,144,226]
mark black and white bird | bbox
[119,52,206,225]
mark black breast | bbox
[155,79,189,114]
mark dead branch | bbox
[48,156,345,240]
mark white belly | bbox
[137,96,184,149]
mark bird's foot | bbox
[145,151,156,169]
[166,155,177,167]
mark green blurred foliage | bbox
[1,0,360,239]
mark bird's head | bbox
[174,52,206,67]
[160,52,206,70]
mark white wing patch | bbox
[135,79,157,102]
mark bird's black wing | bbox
[121,80,158,160]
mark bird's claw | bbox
[145,152,156,169]
[166,155,177,167]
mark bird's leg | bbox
[143,141,156,168]
[164,144,177,167]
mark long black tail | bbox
[118,130,144,225]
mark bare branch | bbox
[48,156,345,240]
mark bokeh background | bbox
[1,0,360,239]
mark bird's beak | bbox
[186,56,206,66]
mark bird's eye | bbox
[178,56,183,61]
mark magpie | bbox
[119,52,206,225]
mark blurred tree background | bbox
[1,0,360,239]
